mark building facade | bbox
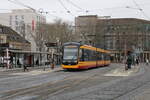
[0,24,31,68]
[0,25,31,51]
[0,9,46,51]
[75,15,98,43]
[75,15,150,62]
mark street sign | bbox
[45,42,57,47]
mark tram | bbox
[61,42,111,69]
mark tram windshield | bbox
[63,46,78,61]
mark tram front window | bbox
[63,46,78,65]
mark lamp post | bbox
[123,32,127,70]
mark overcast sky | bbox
[0,0,150,23]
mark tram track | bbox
[111,65,150,100]
[0,64,117,100]
[1,72,101,100]
[0,73,75,100]
[33,71,105,100]
[43,64,147,100]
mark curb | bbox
[0,65,61,73]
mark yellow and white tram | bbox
[61,42,111,69]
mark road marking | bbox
[104,66,139,76]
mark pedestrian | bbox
[126,55,132,70]
[50,57,55,70]
[9,54,13,69]
[23,65,29,72]
[146,59,149,65]
[23,58,29,72]
[136,58,139,66]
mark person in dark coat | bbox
[23,59,29,72]
[126,55,132,69]
[136,58,139,65]
[50,58,55,70]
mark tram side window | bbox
[103,53,110,60]
[103,53,106,60]
[80,49,100,61]
[97,52,102,60]
[89,50,96,61]
[83,49,89,61]
[101,53,104,60]
[93,51,97,61]
[85,49,97,61]
[79,49,84,61]
[108,55,110,60]
[106,54,110,60]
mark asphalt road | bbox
[0,63,149,100]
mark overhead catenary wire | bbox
[5,0,150,22]
[6,0,150,17]
[8,0,35,11]
[132,0,150,20]
[7,0,62,20]
[57,0,75,16]
[65,0,84,11]
[65,0,91,14]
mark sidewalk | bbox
[10,66,62,76]
[0,65,62,73]
[104,64,140,76]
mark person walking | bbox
[23,65,29,72]
[126,55,132,70]
[50,57,55,70]
[146,59,149,66]
[23,58,29,72]
[136,58,139,66]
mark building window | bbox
[37,16,39,21]
[15,15,18,20]
[0,28,2,33]
[15,21,18,25]
[21,15,24,20]
[0,38,3,43]
[9,16,12,25]
[15,26,18,30]
[9,20,12,26]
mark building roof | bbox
[78,15,98,18]
[97,18,150,25]
[0,24,30,44]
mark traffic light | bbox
[45,42,57,47]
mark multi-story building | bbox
[75,15,150,62]
[75,15,98,43]
[0,9,46,51]
[0,24,51,68]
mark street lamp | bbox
[123,32,127,70]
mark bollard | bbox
[43,67,45,71]
[51,63,54,70]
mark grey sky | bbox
[0,0,150,23]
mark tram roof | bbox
[63,42,81,46]
[80,45,110,53]
[63,42,111,53]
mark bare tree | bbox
[28,19,75,51]
[43,19,75,44]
